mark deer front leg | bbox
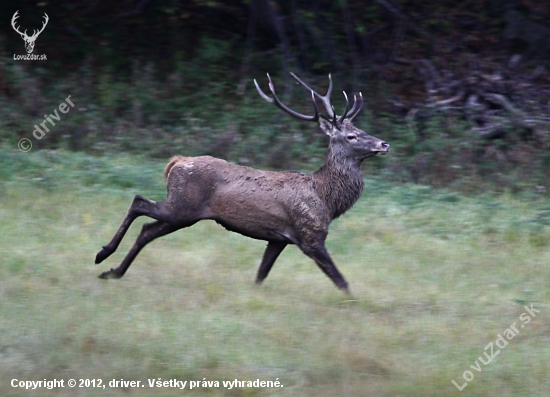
[255,241,287,284]
[99,221,179,279]
[299,241,351,296]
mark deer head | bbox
[11,11,49,54]
[254,73,389,165]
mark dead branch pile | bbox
[392,56,550,140]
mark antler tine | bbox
[29,13,48,38]
[290,72,335,118]
[310,91,319,120]
[348,92,364,121]
[338,91,352,122]
[11,11,24,36]
[36,13,49,36]
[254,74,318,122]
[253,78,274,103]
[346,94,358,117]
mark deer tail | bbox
[164,155,186,179]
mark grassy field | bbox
[1,148,549,396]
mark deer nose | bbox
[380,141,390,151]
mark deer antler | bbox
[289,73,363,122]
[11,11,49,40]
[255,73,364,124]
[11,11,25,37]
[289,72,335,118]
[254,73,319,121]
[348,92,363,122]
[35,13,49,38]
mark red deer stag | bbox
[95,73,390,295]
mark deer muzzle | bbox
[378,141,390,155]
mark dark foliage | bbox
[1,0,549,191]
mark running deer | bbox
[95,73,390,295]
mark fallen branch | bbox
[481,93,523,116]
[390,56,550,139]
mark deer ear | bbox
[318,117,336,137]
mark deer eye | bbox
[346,134,357,141]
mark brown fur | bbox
[95,74,390,296]
[164,155,187,179]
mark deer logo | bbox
[11,11,49,54]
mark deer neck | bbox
[312,148,364,220]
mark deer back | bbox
[164,155,330,242]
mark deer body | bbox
[166,155,313,243]
[163,150,363,241]
[96,74,389,295]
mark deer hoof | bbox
[341,285,356,299]
[95,246,112,264]
[98,269,121,279]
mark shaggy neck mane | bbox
[312,147,364,219]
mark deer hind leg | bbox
[95,194,173,264]
[98,220,180,279]
[298,241,351,295]
[255,241,287,284]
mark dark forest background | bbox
[1,0,550,192]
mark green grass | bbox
[1,148,549,396]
